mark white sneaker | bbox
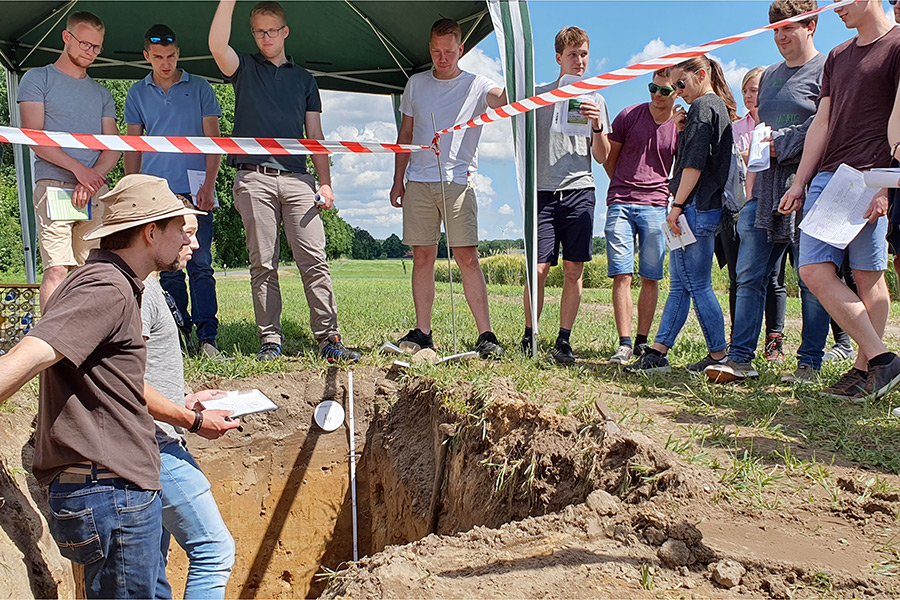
[609,345,633,364]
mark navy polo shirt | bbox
[227,52,322,174]
[124,70,222,194]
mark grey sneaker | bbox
[866,354,900,400]
[705,359,757,382]
[688,354,728,374]
[609,345,633,364]
[820,368,868,401]
[781,363,819,384]
[624,350,671,374]
[823,344,855,363]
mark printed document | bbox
[863,168,900,189]
[747,124,771,173]
[46,187,90,221]
[663,214,696,251]
[187,170,220,209]
[200,389,278,418]
[551,74,600,138]
[799,163,878,250]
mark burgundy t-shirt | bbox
[28,250,160,490]
[819,27,900,173]
[606,102,679,207]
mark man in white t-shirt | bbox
[389,18,508,358]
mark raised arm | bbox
[487,86,507,109]
[209,0,240,78]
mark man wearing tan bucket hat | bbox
[0,174,239,598]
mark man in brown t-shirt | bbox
[0,174,238,598]
[780,0,900,401]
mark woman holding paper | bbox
[627,55,735,374]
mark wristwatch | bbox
[671,202,686,209]
[591,125,603,134]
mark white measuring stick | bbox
[348,370,359,561]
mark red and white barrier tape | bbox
[0,125,431,155]
[0,0,852,154]
[436,0,852,136]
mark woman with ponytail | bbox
[626,55,735,374]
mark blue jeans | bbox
[796,266,831,369]
[655,205,727,353]
[604,203,667,280]
[728,200,789,363]
[48,476,164,599]
[160,210,218,342]
[156,441,234,600]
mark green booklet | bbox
[47,187,91,221]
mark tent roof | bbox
[0,1,493,94]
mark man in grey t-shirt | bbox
[142,213,235,598]
[17,11,120,309]
[522,26,610,364]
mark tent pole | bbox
[6,69,37,284]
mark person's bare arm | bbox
[197,115,222,211]
[390,115,414,208]
[0,337,62,404]
[603,140,623,179]
[124,123,144,175]
[305,112,333,209]
[209,0,240,78]
[667,167,702,236]
[94,117,122,177]
[889,83,900,160]
[486,87,507,109]
[779,97,830,214]
[144,383,240,440]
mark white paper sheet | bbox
[200,389,278,418]
[747,124,771,173]
[187,169,220,209]
[663,214,697,251]
[46,187,90,221]
[863,168,900,189]
[551,74,599,138]
[799,163,878,250]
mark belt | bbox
[56,463,120,484]
[236,163,296,176]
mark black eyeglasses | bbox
[148,34,176,44]
[66,30,102,54]
[648,82,675,97]
[251,25,286,39]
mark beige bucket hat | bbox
[83,174,205,241]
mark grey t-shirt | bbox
[141,275,186,448]
[535,81,611,192]
[17,64,116,183]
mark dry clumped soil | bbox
[0,364,899,598]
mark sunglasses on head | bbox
[148,34,176,44]
[648,82,675,97]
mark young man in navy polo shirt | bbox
[209,0,359,362]
[125,24,223,358]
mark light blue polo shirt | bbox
[124,70,222,194]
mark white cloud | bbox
[498,203,514,215]
[479,228,488,238]
[472,172,496,209]
[593,57,609,74]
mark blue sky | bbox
[320,1,896,242]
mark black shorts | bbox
[536,188,596,266]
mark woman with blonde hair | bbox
[627,55,735,373]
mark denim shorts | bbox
[798,171,888,271]
[604,202,667,280]
[536,188,596,265]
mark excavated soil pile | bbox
[3,367,900,599]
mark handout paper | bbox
[551,74,601,138]
[863,168,900,189]
[187,169,220,209]
[46,187,90,221]
[799,163,878,250]
[747,124,772,173]
[200,389,278,418]
[663,214,697,251]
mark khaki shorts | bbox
[33,179,106,268]
[402,180,479,247]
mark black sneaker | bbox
[634,343,649,359]
[321,334,361,363]
[688,354,729,374]
[257,342,282,361]
[399,328,433,352]
[551,338,575,365]
[624,349,671,374]
[474,331,505,359]
[521,336,534,354]
[866,354,900,400]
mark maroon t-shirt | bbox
[606,102,679,207]
[28,250,160,490]
[819,27,900,173]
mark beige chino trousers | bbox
[233,170,339,346]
